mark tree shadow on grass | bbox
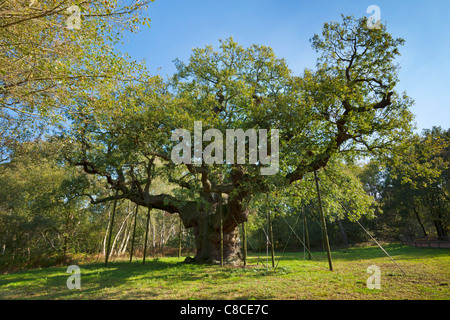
[275,244,449,263]
[0,259,200,299]
[330,244,450,261]
[1,245,448,299]
[1,257,305,299]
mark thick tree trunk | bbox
[178,217,183,259]
[179,193,247,265]
[189,212,240,264]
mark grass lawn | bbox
[0,244,448,300]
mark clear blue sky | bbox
[118,0,450,132]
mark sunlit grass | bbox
[0,244,448,300]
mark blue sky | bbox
[118,0,450,132]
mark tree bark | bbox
[180,192,246,265]
[187,210,241,264]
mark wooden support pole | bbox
[303,207,311,260]
[268,209,275,268]
[143,207,151,265]
[314,170,333,271]
[178,216,183,259]
[219,193,224,267]
[242,221,247,267]
[105,190,119,267]
[129,205,139,263]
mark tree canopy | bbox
[0,0,153,162]
[3,7,445,268]
[58,15,416,263]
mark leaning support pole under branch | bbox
[346,207,407,276]
[327,183,407,276]
[242,221,247,267]
[143,207,151,265]
[268,209,275,268]
[105,190,119,267]
[219,193,224,267]
[314,170,333,271]
[178,216,183,259]
[129,205,139,263]
[303,206,311,260]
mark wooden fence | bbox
[401,237,450,249]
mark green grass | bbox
[0,244,449,300]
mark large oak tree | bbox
[66,16,414,264]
